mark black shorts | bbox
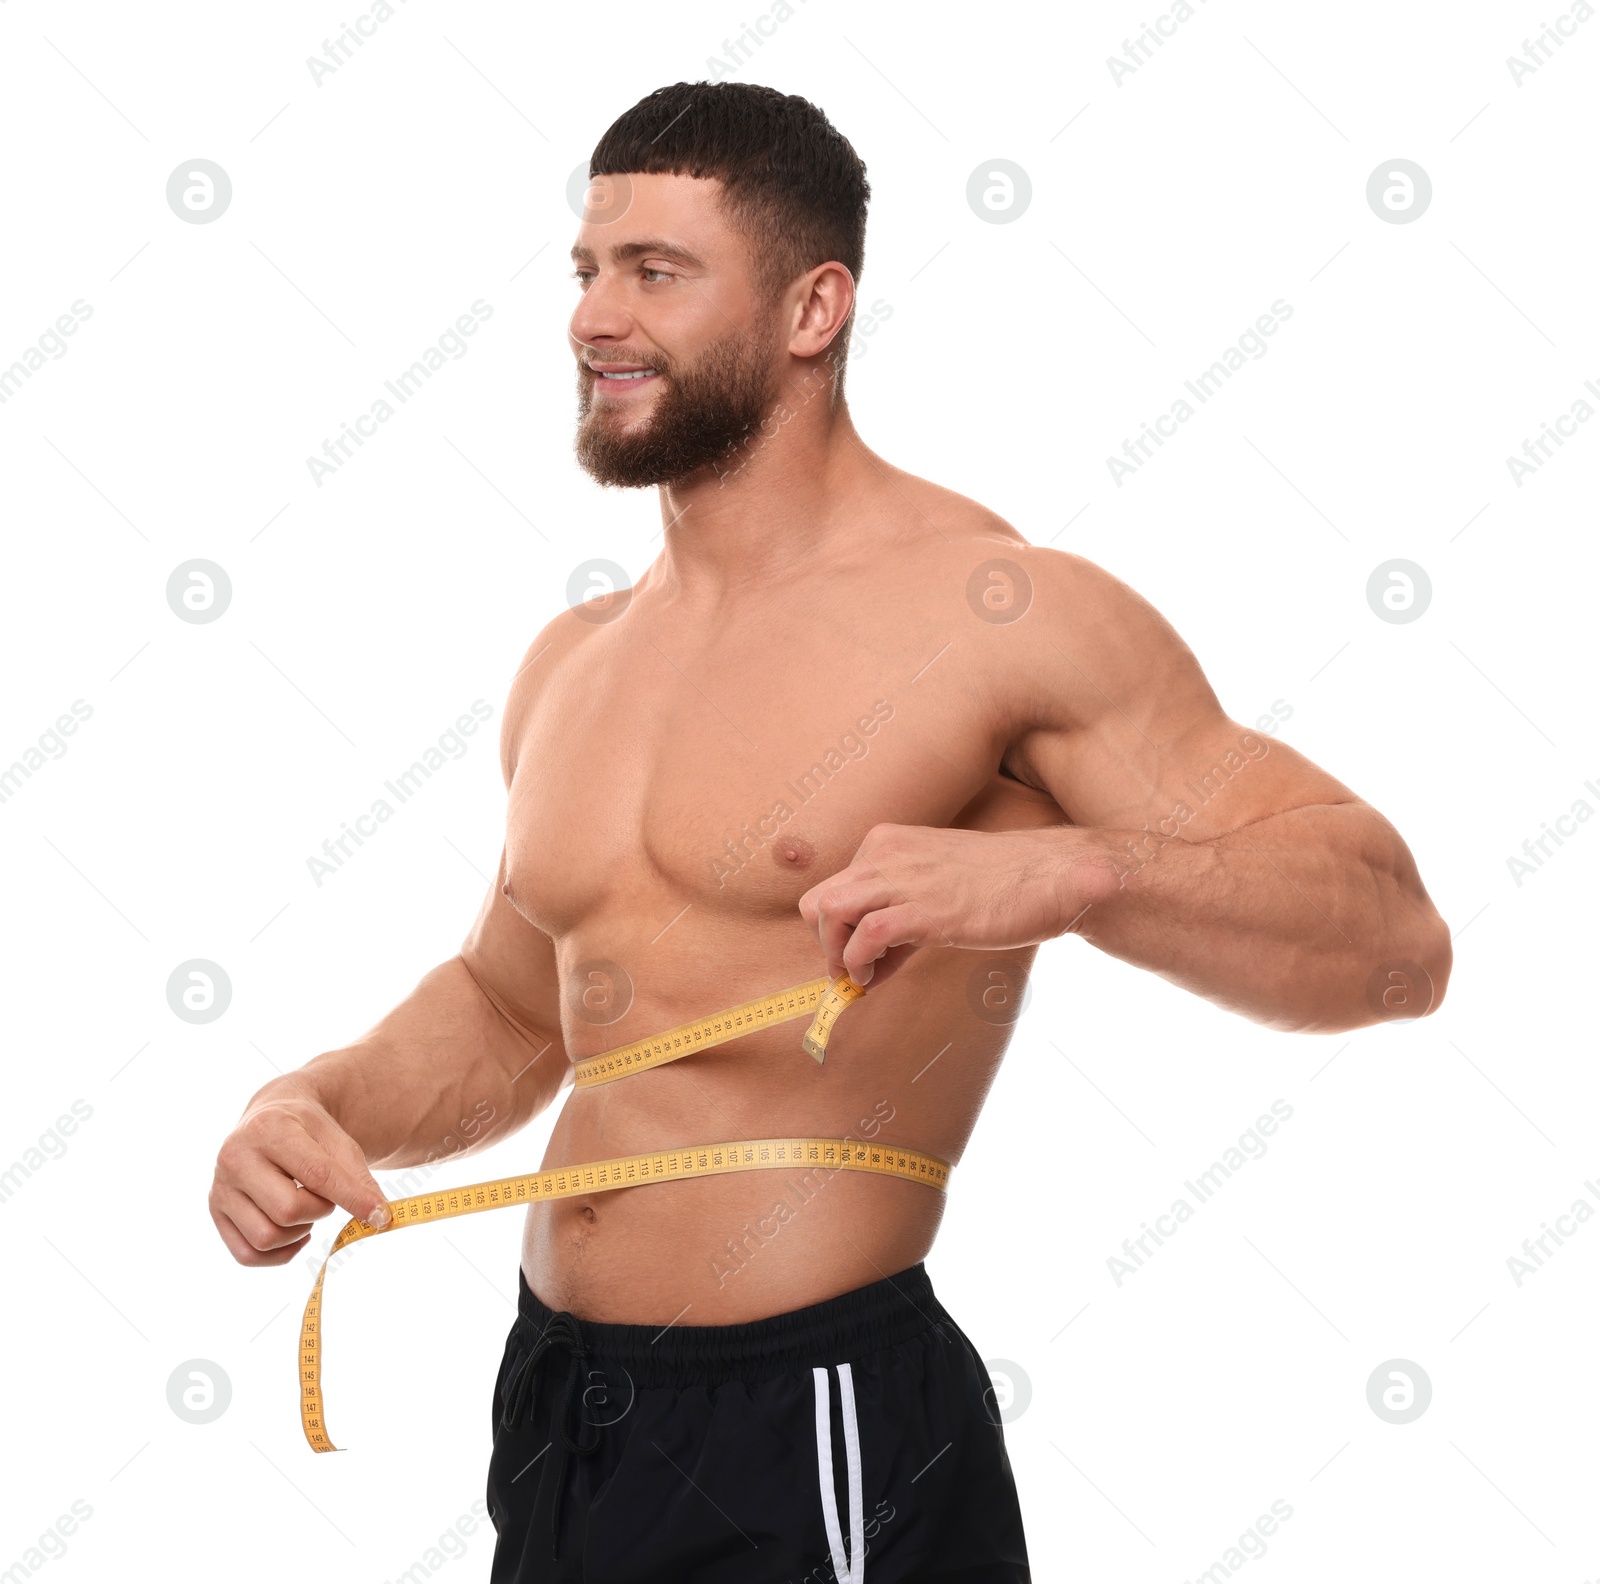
[485,1260,1031,1582]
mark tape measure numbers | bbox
[571,973,865,1087]
[297,972,948,1453]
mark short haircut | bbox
[589,81,871,372]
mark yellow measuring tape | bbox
[298,973,951,1452]
[572,972,865,1087]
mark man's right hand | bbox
[210,1082,392,1267]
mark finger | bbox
[219,1159,340,1229]
[808,877,904,976]
[853,941,919,990]
[210,1202,256,1264]
[264,1175,342,1225]
[216,1124,357,1228]
[212,1183,320,1255]
[797,867,857,933]
[797,858,889,926]
[840,904,927,986]
[211,1202,309,1268]
[257,1114,391,1229]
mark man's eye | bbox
[569,267,670,286]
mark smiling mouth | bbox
[589,364,661,394]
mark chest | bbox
[501,619,992,934]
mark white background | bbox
[1,1,1595,1579]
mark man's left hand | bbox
[797,823,1122,989]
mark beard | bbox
[573,320,783,489]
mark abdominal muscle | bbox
[517,954,1014,1325]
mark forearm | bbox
[246,954,567,1170]
[1066,803,1453,1034]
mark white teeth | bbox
[598,369,655,379]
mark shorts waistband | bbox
[515,1261,948,1388]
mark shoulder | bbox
[884,482,1213,738]
[496,604,606,787]
[885,472,1170,635]
[874,467,1029,557]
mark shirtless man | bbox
[210,82,1452,1583]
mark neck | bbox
[650,380,883,594]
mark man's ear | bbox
[788,262,856,359]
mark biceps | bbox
[1027,709,1360,839]
[1013,552,1360,837]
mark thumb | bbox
[330,1145,393,1230]
[347,1161,393,1230]
[283,1121,393,1230]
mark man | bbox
[210,81,1451,1583]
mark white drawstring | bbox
[813,1362,866,1584]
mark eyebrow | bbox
[569,238,708,270]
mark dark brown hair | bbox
[590,81,870,352]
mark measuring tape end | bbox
[799,973,868,1061]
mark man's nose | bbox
[569,275,633,352]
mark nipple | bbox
[774,836,817,869]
